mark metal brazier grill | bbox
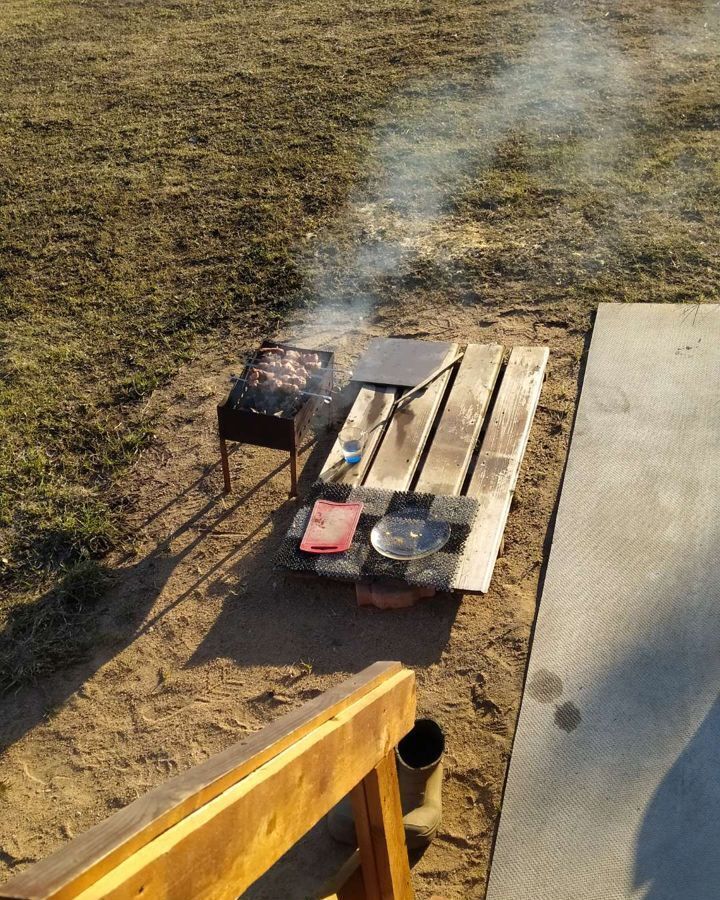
[217,341,334,496]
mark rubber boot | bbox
[327,718,445,849]
[396,718,444,848]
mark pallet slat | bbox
[453,346,549,593]
[320,385,397,487]
[364,346,459,492]
[414,343,504,495]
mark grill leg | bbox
[289,446,298,498]
[219,437,232,493]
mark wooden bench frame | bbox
[0,663,416,900]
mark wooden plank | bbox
[364,345,459,491]
[351,782,381,900]
[319,851,364,900]
[0,662,403,900]
[62,670,417,900]
[320,384,397,487]
[415,343,504,495]
[453,346,548,593]
[351,753,414,900]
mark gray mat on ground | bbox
[276,482,478,591]
[487,303,720,900]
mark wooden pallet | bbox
[320,342,548,595]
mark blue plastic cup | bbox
[339,426,364,464]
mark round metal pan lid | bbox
[370,507,451,560]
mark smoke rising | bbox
[294,3,719,347]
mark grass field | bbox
[0,0,447,673]
[1,0,719,690]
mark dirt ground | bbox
[1,0,719,896]
[0,292,583,897]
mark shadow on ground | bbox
[187,442,461,674]
[634,694,720,900]
[0,420,458,761]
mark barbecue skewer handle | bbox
[230,375,331,404]
[364,351,465,437]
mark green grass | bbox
[1,0,719,688]
[0,0,435,616]
[1,0,531,685]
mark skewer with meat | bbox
[234,346,327,416]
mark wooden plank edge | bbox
[319,384,397,485]
[415,343,504,495]
[0,662,403,900]
[453,347,549,593]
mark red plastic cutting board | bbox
[300,500,363,553]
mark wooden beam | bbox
[0,663,407,900]
[65,670,415,900]
[352,754,414,900]
[453,347,549,593]
[414,343,504,495]
[318,851,364,900]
